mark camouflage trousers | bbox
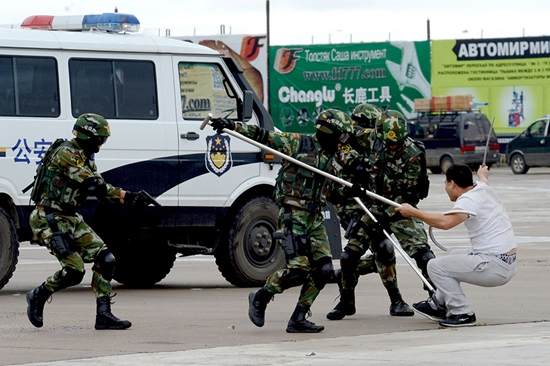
[29,208,111,298]
[265,206,332,307]
[342,214,430,292]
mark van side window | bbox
[0,56,59,117]
[178,62,237,120]
[528,120,547,137]
[69,59,158,119]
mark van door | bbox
[171,56,261,224]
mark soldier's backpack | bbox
[23,138,67,203]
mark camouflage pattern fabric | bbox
[264,206,332,306]
[343,215,429,291]
[341,128,432,291]
[235,122,342,306]
[36,139,122,212]
[30,209,112,298]
[334,132,407,296]
[30,137,123,298]
[235,123,343,210]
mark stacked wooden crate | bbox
[414,95,473,112]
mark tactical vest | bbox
[274,135,340,211]
[367,135,427,206]
[31,139,92,212]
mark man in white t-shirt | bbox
[396,163,517,327]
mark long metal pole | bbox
[201,114,400,208]
[200,115,435,290]
[353,197,435,292]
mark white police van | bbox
[0,13,342,290]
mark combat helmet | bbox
[315,109,353,137]
[351,103,382,129]
[73,113,111,143]
[376,110,407,145]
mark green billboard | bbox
[269,41,431,133]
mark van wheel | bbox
[112,239,176,287]
[440,156,453,174]
[510,154,529,174]
[215,196,284,287]
[0,208,19,290]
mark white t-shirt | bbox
[454,181,517,254]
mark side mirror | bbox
[238,90,254,122]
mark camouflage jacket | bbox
[36,139,122,213]
[235,123,343,211]
[355,129,423,218]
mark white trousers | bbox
[428,248,517,315]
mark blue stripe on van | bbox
[100,152,260,196]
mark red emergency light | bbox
[21,15,54,29]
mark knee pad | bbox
[340,249,361,272]
[58,267,85,289]
[372,238,395,266]
[313,257,334,290]
[412,246,435,274]
[279,268,307,290]
[97,249,116,281]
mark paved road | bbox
[1,166,549,365]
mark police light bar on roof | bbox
[21,13,140,33]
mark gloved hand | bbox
[374,212,392,232]
[344,183,367,199]
[210,118,235,134]
[124,191,148,208]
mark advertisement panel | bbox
[269,41,431,133]
[431,37,550,136]
[171,34,268,107]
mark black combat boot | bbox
[286,303,324,333]
[26,283,53,328]
[388,288,414,316]
[248,287,272,327]
[326,288,356,320]
[95,296,132,330]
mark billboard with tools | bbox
[269,41,431,133]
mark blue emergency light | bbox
[21,13,140,33]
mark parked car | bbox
[506,115,550,174]
[407,112,500,173]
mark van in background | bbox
[407,112,500,174]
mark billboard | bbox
[431,37,550,135]
[172,34,268,107]
[269,41,431,133]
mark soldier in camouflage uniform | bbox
[26,113,148,330]
[210,109,352,333]
[328,104,414,320]
[327,110,435,320]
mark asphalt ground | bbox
[1,166,549,365]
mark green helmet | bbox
[351,103,382,128]
[314,109,353,136]
[376,110,407,145]
[73,113,111,141]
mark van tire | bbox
[440,156,453,174]
[215,196,284,287]
[0,208,19,290]
[510,154,529,174]
[112,239,176,287]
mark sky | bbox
[2,0,550,45]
